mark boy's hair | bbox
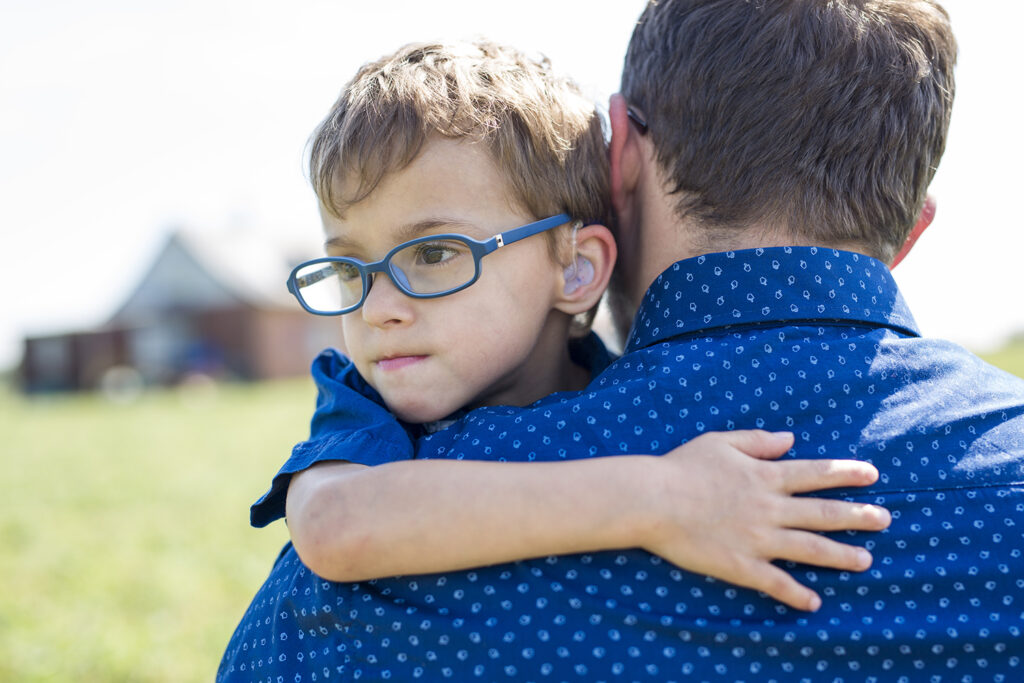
[621,0,957,262]
[309,40,612,261]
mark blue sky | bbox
[1,0,1020,370]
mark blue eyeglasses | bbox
[287,214,572,316]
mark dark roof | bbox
[108,227,318,325]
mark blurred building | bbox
[19,229,341,393]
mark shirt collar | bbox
[625,246,920,353]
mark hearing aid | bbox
[563,255,595,295]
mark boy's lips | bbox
[375,354,428,371]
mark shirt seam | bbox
[629,317,919,353]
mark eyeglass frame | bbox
[626,105,649,135]
[287,213,573,316]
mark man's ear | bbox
[554,223,617,315]
[609,94,643,220]
[890,195,936,268]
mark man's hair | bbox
[621,0,957,262]
[309,40,612,257]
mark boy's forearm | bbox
[286,432,891,611]
[286,456,657,582]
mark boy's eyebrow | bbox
[323,234,358,250]
[396,218,484,240]
[324,218,485,250]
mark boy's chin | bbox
[388,400,460,427]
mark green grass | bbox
[0,379,308,682]
[979,338,1024,379]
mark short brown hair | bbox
[621,0,957,262]
[309,40,612,254]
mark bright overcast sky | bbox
[1,0,1020,370]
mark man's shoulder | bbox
[881,335,1024,405]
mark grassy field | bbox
[980,338,1024,381]
[0,378,306,682]
[1,341,1022,682]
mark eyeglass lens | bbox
[293,238,479,313]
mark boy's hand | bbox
[638,430,890,612]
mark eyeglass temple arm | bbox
[486,213,571,252]
[626,107,649,135]
[291,214,573,288]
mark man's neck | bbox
[620,211,874,333]
[692,226,869,260]
[612,152,874,339]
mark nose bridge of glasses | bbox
[388,262,413,291]
[358,251,415,294]
[359,257,414,303]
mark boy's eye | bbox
[391,239,476,294]
[413,241,463,265]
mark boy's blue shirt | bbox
[249,331,614,528]
[248,351,410,528]
[221,246,1024,682]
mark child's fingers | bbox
[772,529,874,573]
[709,429,795,459]
[777,458,880,493]
[783,497,891,532]
[736,558,822,612]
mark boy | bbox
[219,40,887,681]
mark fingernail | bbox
[771,431,794,440]
[856,548,872,568]
[808,594,822,611]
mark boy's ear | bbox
[609,93,643,220]
[553,223,617,315]
[890,195,936,268]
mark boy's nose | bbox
[360,272,415,328]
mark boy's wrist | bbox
[602,455,668,551]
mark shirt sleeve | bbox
[249,349,415,528]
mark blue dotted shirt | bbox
[220,247,1024,682]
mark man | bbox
[225,1,1024,679]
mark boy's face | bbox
[321,138,572,424]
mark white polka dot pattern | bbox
[220,247,1024,681]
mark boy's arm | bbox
[286,430,889,612]
[249,349,415,529]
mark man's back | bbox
[220,248,1024,681]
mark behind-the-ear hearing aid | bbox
[562,220,594,294]
[565,219,598,294]
[563,255,595,294]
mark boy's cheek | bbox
[340,316,369,359]
[335,325,349,357]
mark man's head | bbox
[303,41,616,422]
[610,0,956,327]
